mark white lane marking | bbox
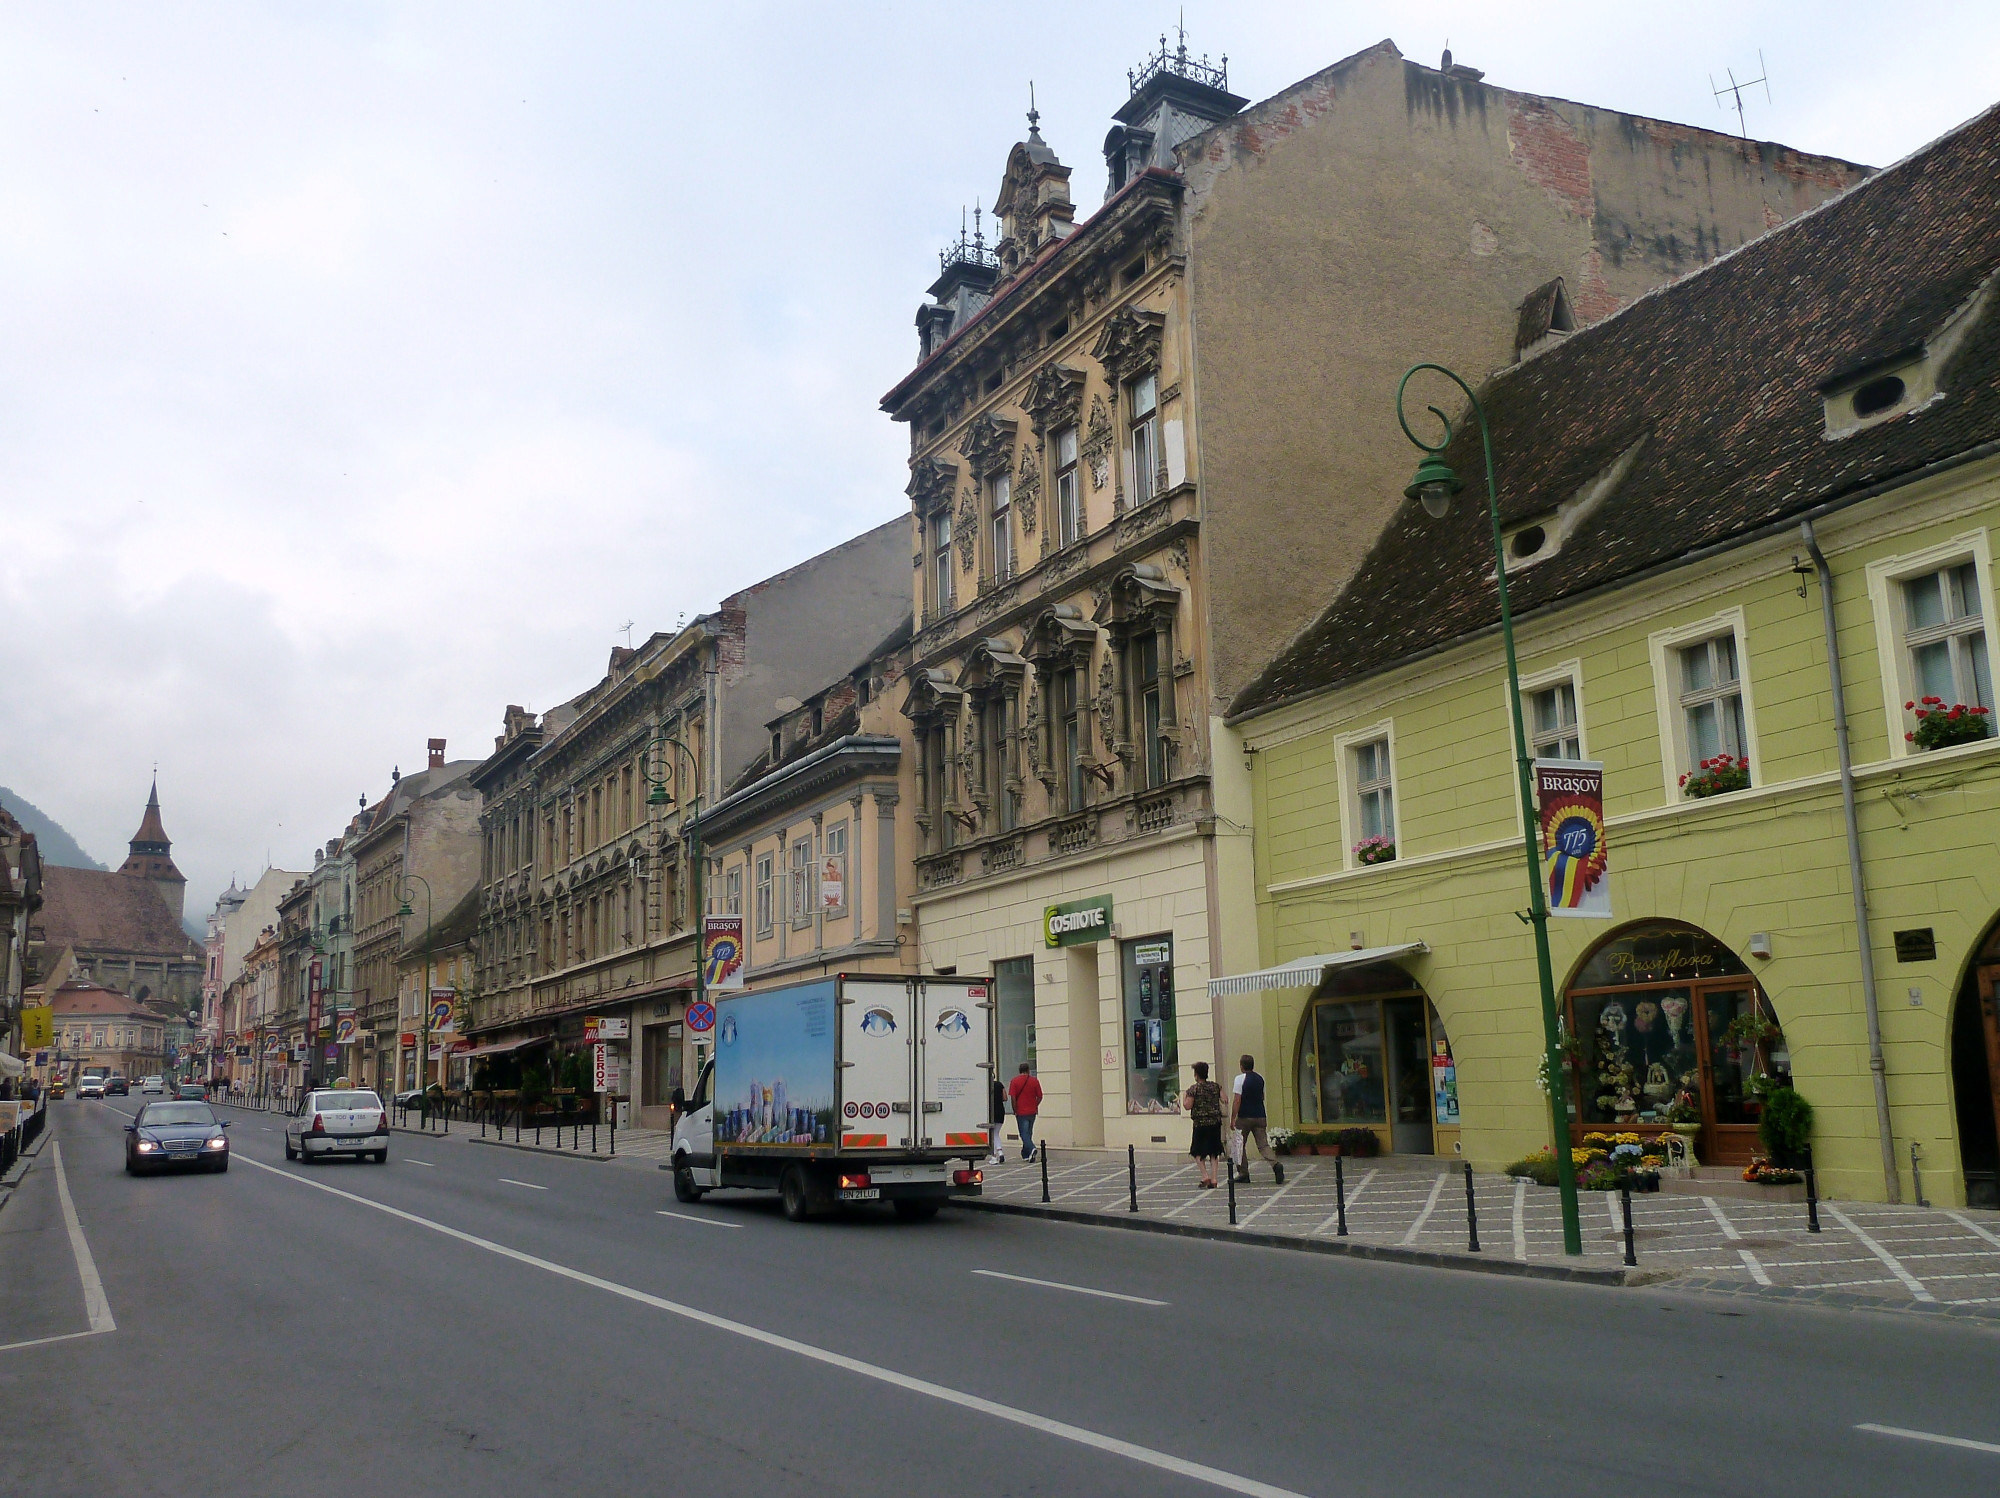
[1512,1180,1528,1261]
[0,1327,112,1354]
[236,1156,1306,1497]
[260,1127,273,1132]
[1399,1172,1449,1245]
[1737,1248,1773,1286]
[656,1210,741,1229]
[1700,1197,1741,1241]
[1856,1423,2000,1456]
[54,1142,116,1335]
[499,1178,548,1191]
[972,1270,1169,1307]
[1310,1168,1376,1237]
[1946,1211,2000,1251]
[1236,1161,1314,1230]
[402,1160,437,1168]
[1826,1204,1935,1302]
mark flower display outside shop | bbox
[1904,696,1992,750]
[1743,1159,1804,1185]
[1678,754,1750,798]
[1352,833,1395,865]
[1508,1132,1667,1190]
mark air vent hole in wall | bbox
[1852,375,1906,418]
[1510,525,1547,560]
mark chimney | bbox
[428,738,446,769]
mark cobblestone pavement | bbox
[980,1148,2000,1316]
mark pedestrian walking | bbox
[1229,1054,1284,1185]
[1006,1062,1042,1162]
[1182,1061,1224,1188]
[986,1076,1007,1165]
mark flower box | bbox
[1905,697,1993,751]
[1680,755,1750,798]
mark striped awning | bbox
[1206,942,1429,999]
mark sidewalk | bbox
[974,1147,2000,1319]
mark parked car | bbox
[140,1076,165,1095]
[125,1101,231,1174]
[105,1075,128,1096]
[78,1075,107,1099]
[175,1082,206,1101]
[285,1089,389,1164]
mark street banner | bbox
[703,914,745,990]
[820,854,844,910]
[333,1010,357,1045]
[584,1015,629,1044]
[593,1042,610,1093]
[1535,758,1611,919]
[429,988,456,1034]
[21,1006,52,1048]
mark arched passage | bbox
[1950,926,2000,1208]
[1293,963,1454,1156]
[1563,920,1789,1167]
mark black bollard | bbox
[1128,1143,1139,1212]
[1334,1151,1348,1237]
[1039,1142,1050,1203]
[1464,1161,1481,1253]
[1804,1144,1821,1234]
[1620,1183,1637,1267]
[610,1107,616,1157]
[1226,1156,1237,1225]
[592,1122,598,1154]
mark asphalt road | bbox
[5,1100,2000,1498]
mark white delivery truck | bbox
[669,973,995,1222]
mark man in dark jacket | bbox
[1229,1054,1284,1186]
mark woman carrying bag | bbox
[1182,1060,1225,1189]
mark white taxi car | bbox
[284,1088,390,1164]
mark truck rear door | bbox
[917,979,993,1154]
[839,978,915,1151]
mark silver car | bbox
[285,1088,390,1164]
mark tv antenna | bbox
[1710,51,1770,139]
[619,619,634,649]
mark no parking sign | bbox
[686,999,716,1033]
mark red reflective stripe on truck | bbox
[841,1133,888,1147]
[944,1132,988,1147]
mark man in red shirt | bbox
[1005,1062,1043,1162]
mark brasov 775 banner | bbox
[1535,759,1611,918]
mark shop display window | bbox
[993,956,1036,1084]
[1122,935,1179,1113]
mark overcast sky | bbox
[5,2,1997,920]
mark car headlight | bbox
[206,1137,227,1150]
[136,1141,158,1152]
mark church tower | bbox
[118,778,187,922]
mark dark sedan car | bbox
[175,1083,206,1100]
[125,1102,232,1174]
[104,1075,129,1096]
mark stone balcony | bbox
[914,774,1209,894]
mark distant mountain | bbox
[183,915,205,945]
[0,787,109,871]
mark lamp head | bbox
[396,899,414,918]
[646,783,671,808]
[1405,454,1463,519]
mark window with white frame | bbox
[724,865,743,916]
[932,511,954,617]
[1127,373,1158,503]
[1903,561,1993,711]
[1055,426,1082,546]
[1529,681,1582,760]
[1351,737,1395,862]
[754,852,774,935]
[1678,634,1749,773]
[988,471,1013,583]
[789,838,813,927]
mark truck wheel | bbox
[893,1199,941,1223]
[779,1165,814,1223]
[673,1159,704,1203]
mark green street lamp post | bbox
[644,727,705,1074]
[1396,362,1584,1256]
[397,873,434,1100]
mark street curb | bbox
[1664,1273,2000,1326]
[466,1135,614,1163]
[959,1197,1673,1288]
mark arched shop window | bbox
[1565,921,1791,1167]
[1294,964,1454,1155]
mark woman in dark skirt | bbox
[1183,1060,1224,1188]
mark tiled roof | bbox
[1229,102,2000,721]
[48,981,174,1019]
[36,866,203,960]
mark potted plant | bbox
[1272,1127,1295,1156]
[1742,1159,1803,1185]
[1905,696,1993,750]
[1754,1079,1814,1167]
[1352,834,1395,866]
[1335,1126,1380,1157]
[1680,754,1751,798]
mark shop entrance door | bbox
[1386,998,1434,1155]
[1701,986,1765,1167]
[1957,962,2000,1208]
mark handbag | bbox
[1227,1128,1245,1166]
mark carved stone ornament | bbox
[1115,493,1174,550]
[957,412,1019,479]
[1095,657,1118,748]
[1082,393,1114,492]
[907,454,957,516]
[1091,305,1166,385]
[1022,685,1049,783]
[1013,445,1040,535]
[1021,362,1086,438]
[1167,538,1190,575]
[956,489,977,572]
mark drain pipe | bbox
[1802,520,1901,1203]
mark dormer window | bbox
[1851,375,1907,418]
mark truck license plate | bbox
[838,1187,881,1201]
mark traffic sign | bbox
[686,999,716,1033]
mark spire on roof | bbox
[129,778,171,856]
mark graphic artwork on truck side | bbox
[859,1007,898,1036]
[933,1009,972,1036]
[714,981,837,1147]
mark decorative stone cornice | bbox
[1091,305,1166,385]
